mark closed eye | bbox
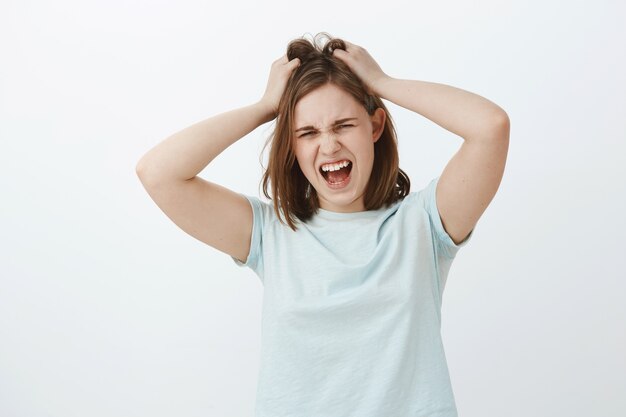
[298,125,353,138]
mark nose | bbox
[319,131,341,154]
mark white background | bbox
[1,0,625,416]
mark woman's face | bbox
[292,83,385,213]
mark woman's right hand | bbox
[259,54,301,120]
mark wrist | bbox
[371,74,393,98]
[254,100,277,124]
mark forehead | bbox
[293,84,364,126]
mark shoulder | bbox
[238,194,287,234]
[406,177,439,210]
[395,182,433,211]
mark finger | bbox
[333,49,351,64]
[288,57,301,68]
[332,48,347,58]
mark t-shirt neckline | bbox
[314,203,394,220]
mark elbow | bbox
[135,159,148,177]
[496,111,510,131]
[465,110,510,143]
[135,157,156,180]
[488,111,510,141]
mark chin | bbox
[319,188,364,208]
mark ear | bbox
[370,108,386,143]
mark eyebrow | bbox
[294,117,358,133]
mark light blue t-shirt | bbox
[232,176,473,417]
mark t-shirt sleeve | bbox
[230,194,268,282]
[423,175,474,259]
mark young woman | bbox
[137,33,509,417]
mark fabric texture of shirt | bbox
[231,176,473,417]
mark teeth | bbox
[321,160,350,172]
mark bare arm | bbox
[370,76,509,245]
[332,41,507,140]
[333,40,510,246]
[372,77,508,141]
[136,102,274,181]
[135,54,300,263]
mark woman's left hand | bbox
[332,40,390,96]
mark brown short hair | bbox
[261,32,410,231]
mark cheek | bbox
[349,138,375,161]
[294,152,312,176]
[294,145,313,165]
[293,147,304,162]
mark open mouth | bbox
[319,161,353,185]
